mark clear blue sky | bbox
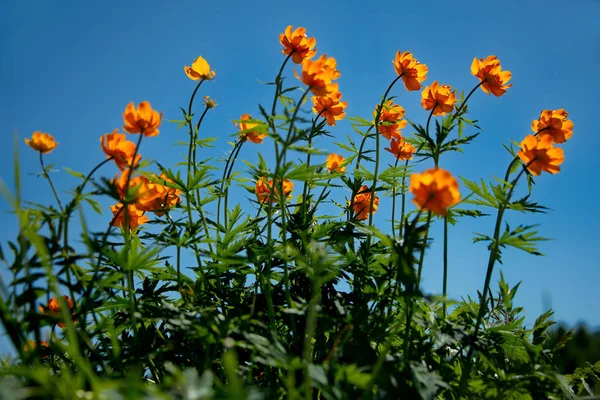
[1,0,598,347]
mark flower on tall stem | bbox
[374,100,407,140]
[203,95,217,109]
[255,177,294,204]
[312,89,347,126]
[517,134,565,176]
[409,168,461,216]
[144,173,183,216]
[471,55,512,97]
[110,203,148,229]
[39,295,78,328]
[531,109,573,144]
[184,56,216,80]
[352,185,379,220]
[235,114,268,144]
[295,55,340,96]
[385,139,415,160]
[122,101,163,137]
[100,129,141,170]
[421,81,456,116]
[393,51,428,91]
[25,132,58,154]
[114,170,162,212]
[325,153,346,173]
[279,26,317,64]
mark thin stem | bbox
[442,215,448,314]
[391,158,401,239]
[398,159,410,241]
[39,153,64,213]
[300,111,324,226]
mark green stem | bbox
[39,153,64,213]
[390,158,400,239]
[442,215,448,314]
[398,159,410,241]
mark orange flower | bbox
[204,95,217,109]
[255,177,294,204]
[25,132,58,154]
[122,101,163,137]
[421,81,456,116]
[279,26,317,64]
[409,168,461,216]
[110,203,149,229]
[100,129,141,171]
[24,340,49,353]
[385,139,415,160]
[114,171,162,212]
[235,114,268,144]
[39,295,77,328]
[352,185,379,221]
[144,174,183,216]
[471,55,512,97]
[184,56,216,80]
[312,91,348,126]
[393,51,428,91]
[374,100,407,140]
[295,54,340,96]
[517,135,565,176]
[531,109,573,144]
[325,154,346,173]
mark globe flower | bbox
[517,134,565,176]
[393,51,428,91]
[531,109,573,144]
[123,101,163,137]
[24,340,49,357]
[471,55,512,97]
[235,114,268,144]
[114,171,162,212]
[312,90,348,126]
[374,100,407,140]
[279,26,317,64]
[352,185,379,221]
[295,54,340,96]
[39,295,77,328]
[144,174,183,216]
[325,153,346,173]
[100,129,141,171]
[409,168,461,216]
[204,95,217,109]
[385,139,415,160]
[255,177,294,204]
[110,203,149,229]
[184,56,216,80]
[25,132,58,154]
[421,81,456,116]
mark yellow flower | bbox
[409,168,461,216]
[325,154,346,173]
[144,173,183,216]
[122,101,163,137]
[374,100,407,140]
[421,81,456,116]
[255,177,294,204]
[312,90,347,126]
[517,134,565,176]
[25,132,58,154]
[295,55,340,96]
[100,129,141,171]
[184,56,216,80]
[393,51,428,91]
[352,185,379,220]
[385,139,415,160]
[471,55,512,97]
[235,114,268,144]
[531,109,573,144]
[279,26,317,64]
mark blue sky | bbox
[0,0,599,348]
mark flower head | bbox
[114,171,162,212]
[352,185,379,221]
[123,101,163,137]
[517,134,565,176]
[100,129,141,170]
[393,51,428,91]
[471,55,512,97]
[235,114,268,144]
[25,132,58,154]
[143,174,183,216]
[385,139,415,160]
[255,177,294,204]
[39,295,77,328]
[312,90,347,126]
[374,100,407,140]
[409,168,461,216]
[110,203,149,229]
[421,81,456,116]
[279,26,317,64]
[203,95,217,109]
[295,55,340,96]
[531,109,573,144]
[24,340,49,356]
[184,56,216,80]
[325,154,346,173]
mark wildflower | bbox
[295,54,340,96]
[325,153,346,173]
[279,26,317,64]
[25,132,58,154]
[184,56,216,80]
[24,340,49,353]
[421,81,456,116]
[517,134,565,176]
[110,203,149,229]
[122,101,163,137]
[312,90,347,126]
[235,114,268,144]
[374,100,407,140]
[531,109,573,144]
[100,129,141,170]
[393,51,428,91]
[471,55,512,97]
[204,95,217,109]
[114,171,162,212]
[385,139,415,160]
[409,168,461,216]
[255,177,294,204]
[144,173,183,216]
[352,185,379,220]
[39,295,77,328]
